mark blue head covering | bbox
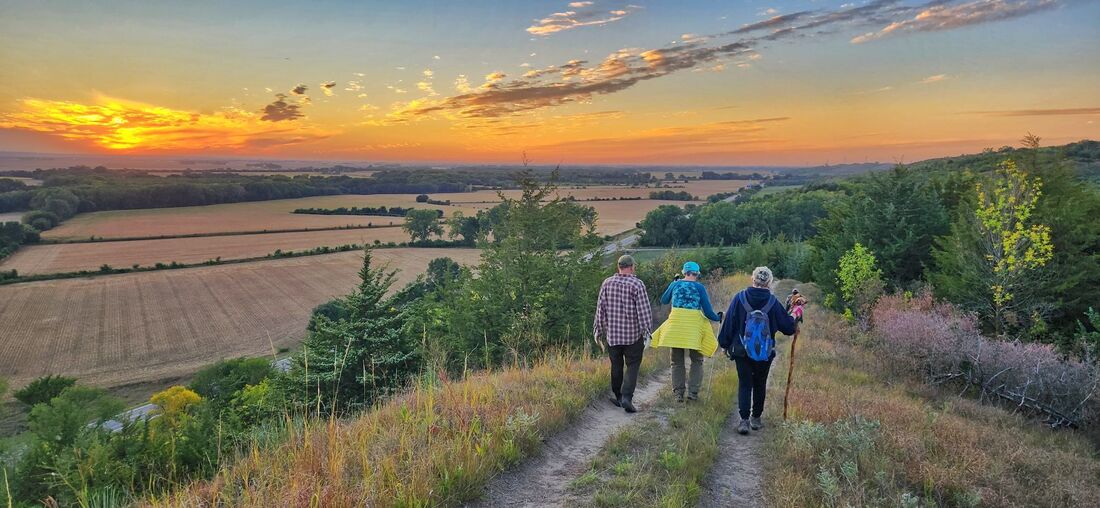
[682,261,701,274]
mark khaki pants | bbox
[670,347,705,397]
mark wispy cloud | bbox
[320,81,337,97]
[0,96,329,151]
[967,107,1100,116]
[920,74,950,84]
[385,0,1059,121]
[290,84,308,95]
[527,2,640,36]
[852,0,1059,44]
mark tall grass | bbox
[766,301,1100,507]
[149,352,659,507]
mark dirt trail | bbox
[468,368,670,507]
[696,411,766,507]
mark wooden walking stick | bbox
[783,303,804,420]
[782,328,799,420]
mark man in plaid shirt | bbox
[593,255,653,413]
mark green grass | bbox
[753,184,804,197]
[569,354,740,507]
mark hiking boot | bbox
[675,392,685,403]
[609,396,622,408]
[686,393,698,401]
[750,417,763,430]
[738,418,750,435]
[621,397,637,413]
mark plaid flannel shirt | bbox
[593,273,653,346]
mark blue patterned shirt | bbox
[660,280,721,321]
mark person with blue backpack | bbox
[717,266,798,435]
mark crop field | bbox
[1,227,413,275]
[42,195,483,240]
[40,183,742,242]
[0,212,22,223]
[0,248,481,390]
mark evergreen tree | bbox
[811,165,949,292]
[290,248,417,411]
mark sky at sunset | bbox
[0,0,1097,166]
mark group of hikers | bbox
[592,255,807,434]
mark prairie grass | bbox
[569,356,739,507]
[766,301,1100,507]
[148,352,659,507]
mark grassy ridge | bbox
[150,353,659,506]
[765,302,1100,507]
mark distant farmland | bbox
[0,248,481,390]
[2,227,412,275]
[41,194,474,241]
[42,181,747,241]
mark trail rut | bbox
[697,411,766,507]
[468,368,670,507]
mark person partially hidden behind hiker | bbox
[718,266,798,434]
[651,261,723,402]
[593,255,653,413]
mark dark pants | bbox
[733,356,773,419]
[608,339,645,400]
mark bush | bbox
[21,209,60,230]
[870,292,1100,427]
[14,374,77,407]
[188,358,274,407]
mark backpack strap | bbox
[739,291,753,313]
[761,296,775,313]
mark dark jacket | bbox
[717,286,798,360]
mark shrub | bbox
[189,357,274,407]
[14,374,77,407]
[871,292,1100,427]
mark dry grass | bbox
[0,248,480,390]
[765,303,1100,507]
[2,227,412,275]
[148,353,658,507]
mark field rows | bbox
[0,248,481,390]
[1,227,412,275]
[42,181,747,241]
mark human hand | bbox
[594,337,606,353]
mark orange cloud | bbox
[0,96,332,152]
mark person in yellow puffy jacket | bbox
[651,261,723,402]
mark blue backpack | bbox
[739,292,775,361]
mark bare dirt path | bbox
[696,410,766,507]
[468,368,670,508]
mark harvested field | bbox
[1,227,412,275]
[43,195,478,241]
[42,184,729,241]
[0,212,22,223]
[0,248,481,390]
[7,196,702,275]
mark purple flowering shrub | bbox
[870,292,1099,428]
